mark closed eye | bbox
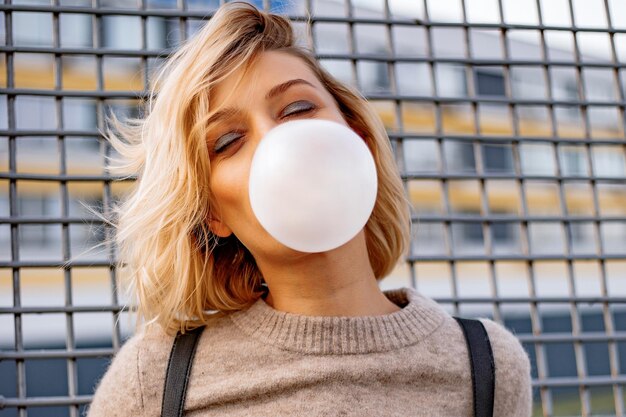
[212,101,318,154]
[281,100,317,120]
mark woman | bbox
[86,1,532,416]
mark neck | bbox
[255,230,401,317]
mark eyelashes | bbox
[213,131,245,154]
[212,101,318,154]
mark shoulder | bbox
[477,318,530,374]
[86,314,234,417]
[85,324,175,417]
[478,318,533,417]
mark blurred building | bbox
[1,0,625,415]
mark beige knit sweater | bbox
[86,286,533,417]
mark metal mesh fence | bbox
[0,0,625,416]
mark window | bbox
[474,69,506,97]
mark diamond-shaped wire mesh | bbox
[1,0,625,416]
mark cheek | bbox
[209,160,251,214]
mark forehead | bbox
[209,50,322,109]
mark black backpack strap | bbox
[161,325,205,417]
[453,317,495,417]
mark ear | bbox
[207,215,233,238]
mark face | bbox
[206,50,361,261]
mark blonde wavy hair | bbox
[102,0,411,336]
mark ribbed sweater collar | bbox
[228,286,448,355]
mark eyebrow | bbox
[207,78,316,126]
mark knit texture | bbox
[86,286,533,416]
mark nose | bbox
[249,112,282,150]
